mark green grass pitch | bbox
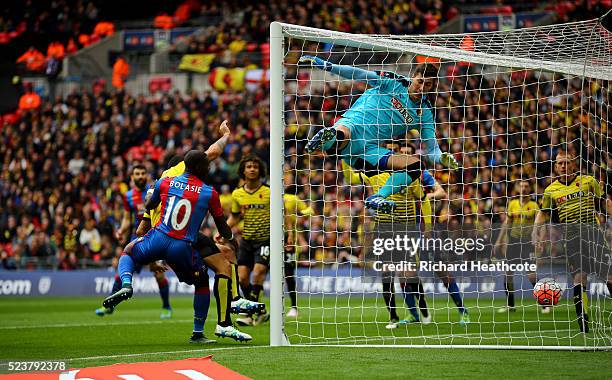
[1,295,611,379]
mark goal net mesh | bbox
[277,18,612,349]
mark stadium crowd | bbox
[1,0,611,270]
[0,88,270,269]
[169,0,457,58]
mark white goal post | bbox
[269,14,612,350]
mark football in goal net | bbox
[268,15,612,350]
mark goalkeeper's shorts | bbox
[334,117,394,176]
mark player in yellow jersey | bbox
[363,166,469,327]
[494,180,546,313]
[224,155,272,326]
[139,121,262,343]
[533,150,612,333]
[283,185,314,317]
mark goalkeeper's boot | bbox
[541,306,551,314]
[305,127,336,153]
[365,195,396,214]
[102,285,133,309]
[215,324,253,342]
[160,307,172,319]
[578,313,589,333]
[230,297,265,314]
[459,311,471,326]
[95,307,114,317]
[189,332,216,344]
[497,306,517,313]
[421,314,432,325]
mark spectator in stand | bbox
[66,38,78,55]
[78,33,92,48]
[154,13,175,29]
[16,46,45,73]
[1,248,17,270]
[47,42,65,60]
[44,42,65,80]
[79,218,102,262]
[92,21,115,40]
[18,83,41,111]
[174,0,201,24]
[112,55,130,90]
[28,231,56,268]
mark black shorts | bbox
[238,239,270,268]
[193,233,221,258]
[562,224,611,280]
[284,249,296,265]
[284,233,296,264]
[506,236,534,264]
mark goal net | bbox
[269,16,612,350]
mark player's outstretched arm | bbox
[204,120,231,161]
[299,55,381,84]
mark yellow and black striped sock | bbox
[230,263,240,300]
[213,275,232,327]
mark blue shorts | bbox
[334,117,393,175]
[128,229,206,286]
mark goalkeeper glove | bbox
[298,55,332,71]
[440,152,459,170]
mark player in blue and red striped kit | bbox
[95,164,172,319]
[103,150,251,343]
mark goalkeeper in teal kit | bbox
[300,56,458,212]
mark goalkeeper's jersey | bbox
[541,175,602,224]
[144,161,186,226]
[342,71,438,157]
